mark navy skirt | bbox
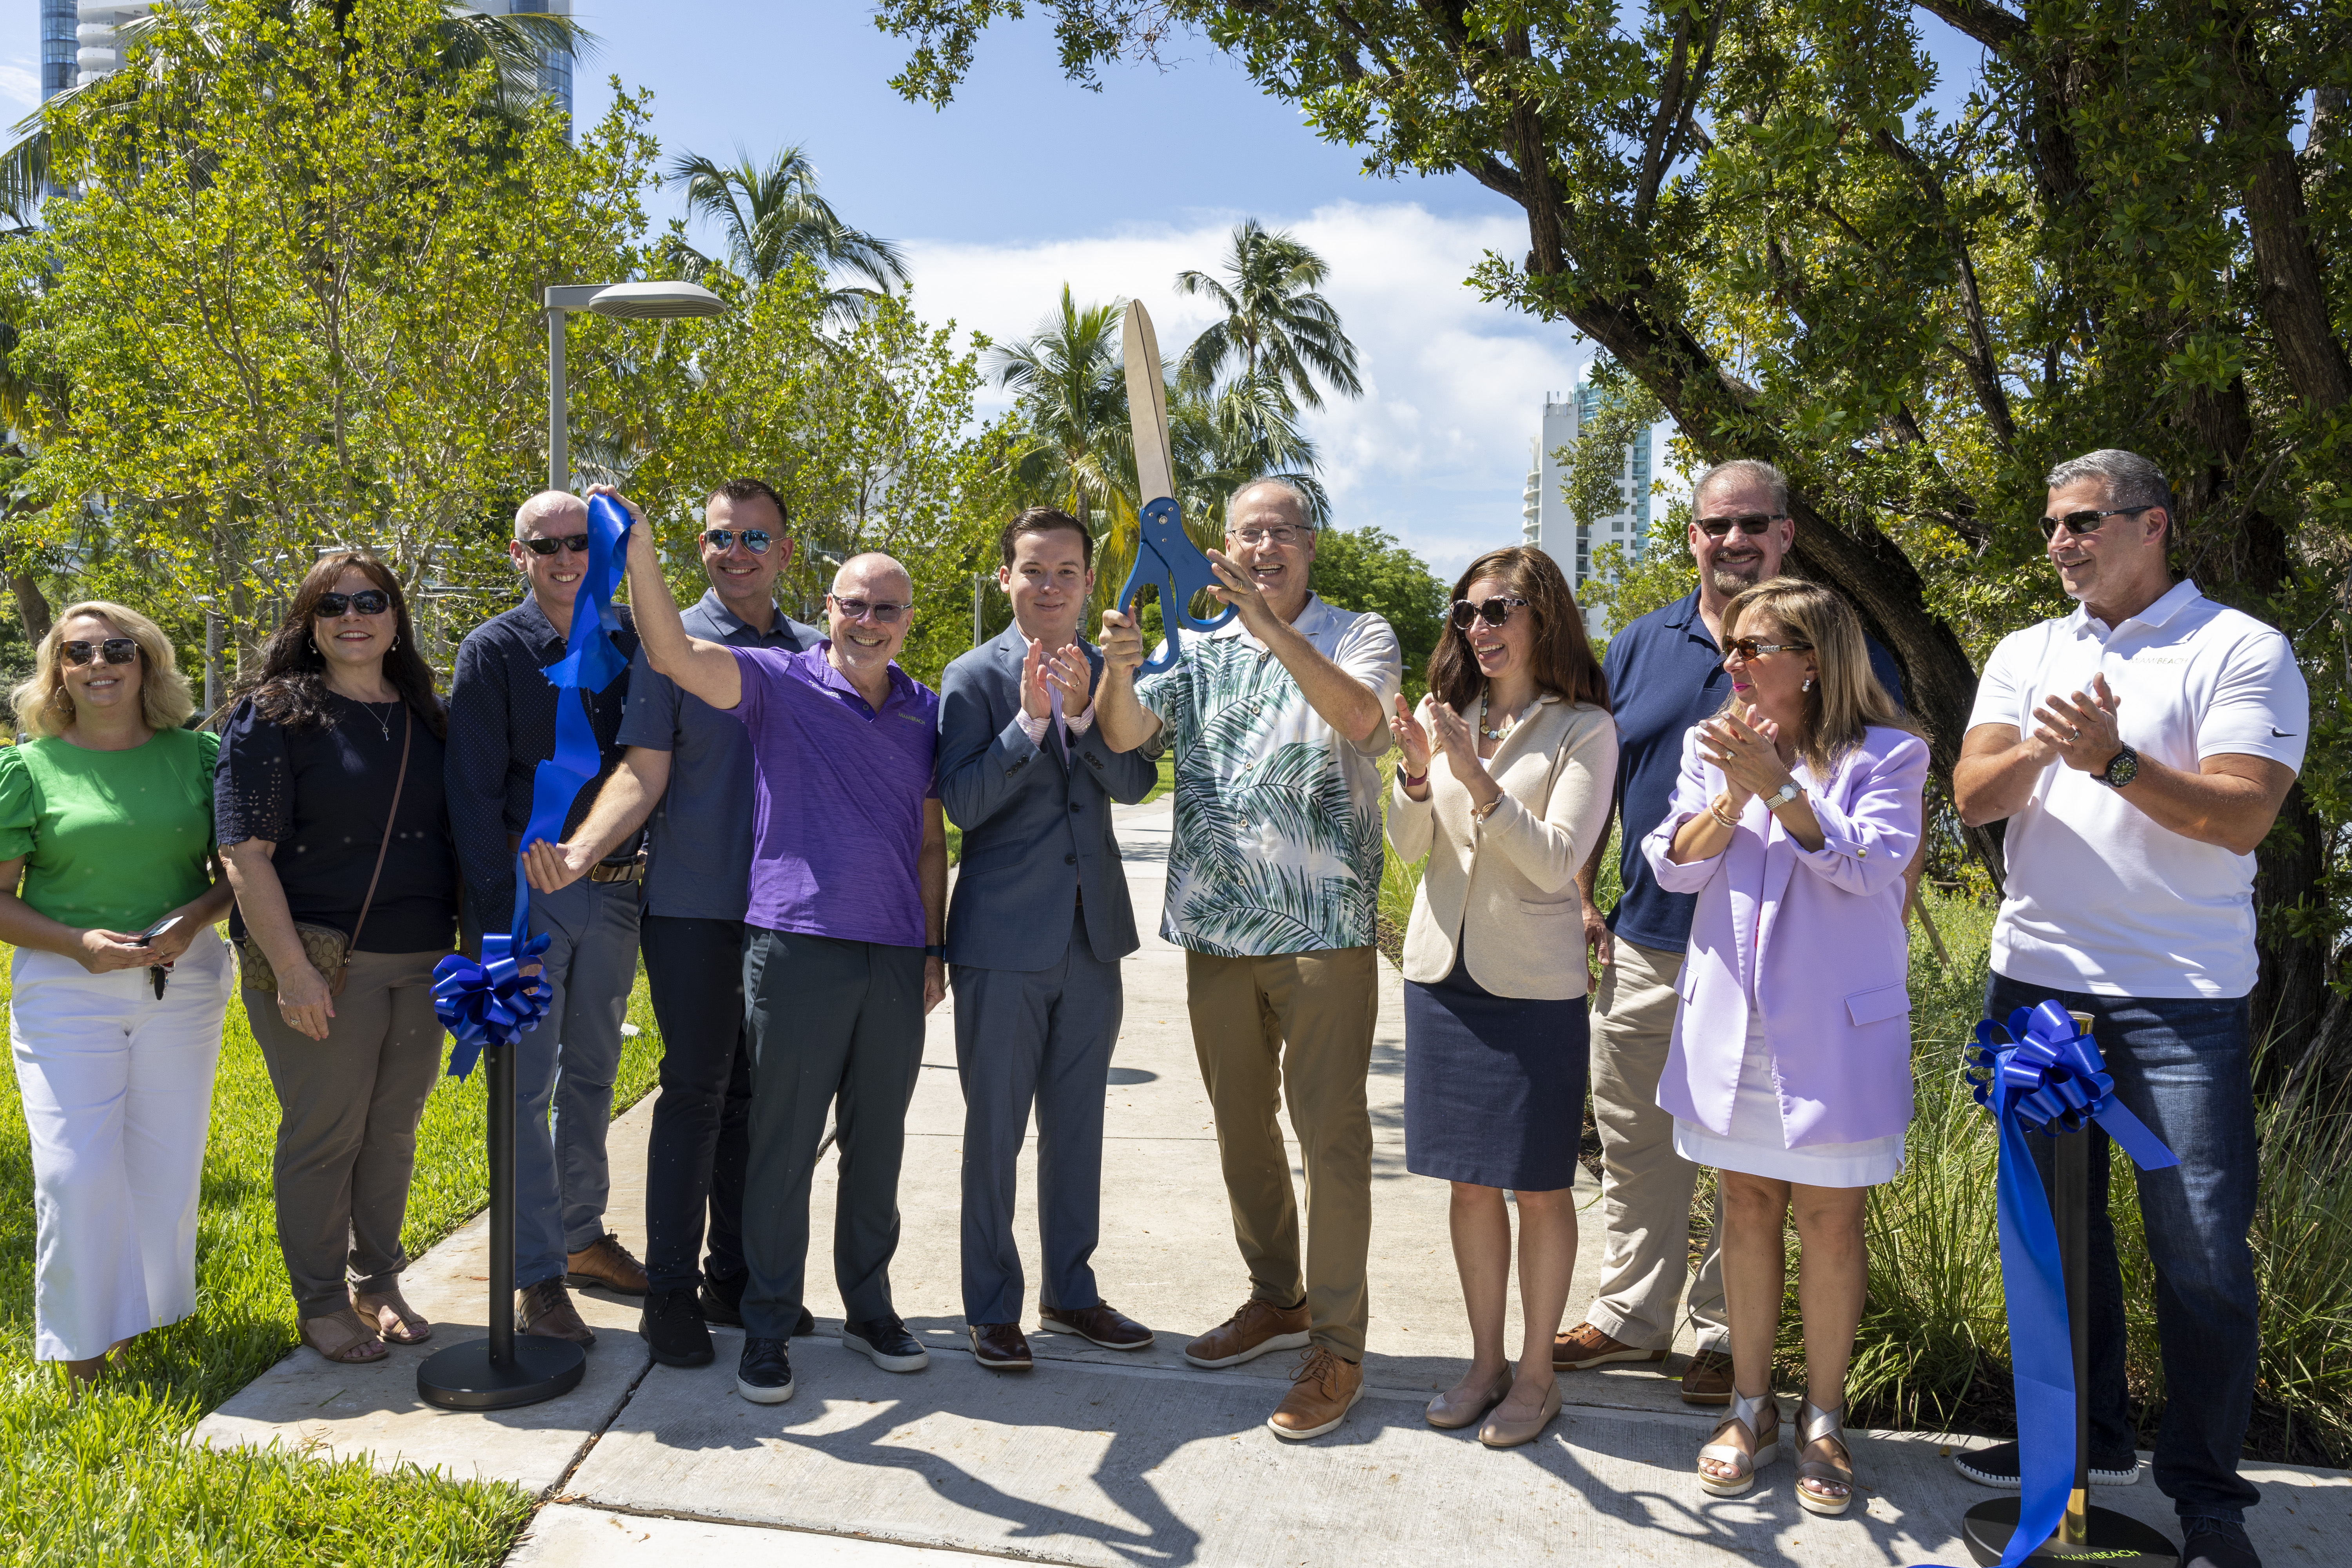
[1403,949,1588,1191]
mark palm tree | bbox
[664,146,909,322]
[985,285,1133,539]
[0,2,590,222]
[1172,218,1363,410]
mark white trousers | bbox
[10,928,232,1361]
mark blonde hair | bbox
[1720,579,1915,776]
[11,601,197,739]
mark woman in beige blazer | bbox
[1387,544,1616,1450]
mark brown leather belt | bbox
[587,857,644,885]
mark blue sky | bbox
[1,2,1989,578]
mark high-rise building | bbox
[460,0,573,121]
[1521,385,1652,636]
[71,2,153,88]
[41,0,77,99]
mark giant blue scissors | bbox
[1115,301,1234,675]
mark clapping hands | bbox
[1696,703,1792,807]
[1020,637,1094,721]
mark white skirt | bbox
[1673,1010,1904,1188]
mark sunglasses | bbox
[1450,596,1530,630]
[520,533,591,557]
[704,528,773,554]
[830,595,909,624]
[316,589,391,618]
[1695,513,1783,538]
[62,637,140,667]
[1724,637,1813,661]
[2037,506,2151,541]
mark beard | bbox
[1707,558,1767,598]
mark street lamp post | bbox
[416,277,727,1415]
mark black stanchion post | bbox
[416,1038,585,1410]
[1961,1011,2175,1565]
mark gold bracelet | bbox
[1706,796,1739,829]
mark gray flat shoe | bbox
[1426,1367,1513,1430]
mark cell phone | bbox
[138,916,183,944]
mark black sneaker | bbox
[842,1315,929,1372]
[699,1274,815,1336]
[736,1336,794,1403]
[2182,1519,2260,1568]
[1953,1440,2142,1489]
[639,1287,712,1368]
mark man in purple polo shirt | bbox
[611,491,948,1408]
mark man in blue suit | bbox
[937,507,1160,1371]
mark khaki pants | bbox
[1584,938,1728,1352]
[1185,946,1377,1361]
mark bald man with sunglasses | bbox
[1557,459,1911,1405]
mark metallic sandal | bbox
[1697,1387,1781,1497]
[1795,1399,1855,1516]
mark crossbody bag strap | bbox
[346,702,412,955]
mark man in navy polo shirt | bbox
[1556,459,1911,1405]
[611,490,948,1408]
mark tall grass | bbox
[0,957,668,1564]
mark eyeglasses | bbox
[1231,526,1307,547]
[1450,596,1531,630]
[2038,506,2151,541]
[61,637,139,667]
[520,533,591,557]
[829,595,910,624]
[1695,513,1783,539]
[704,528,772,554]
[316,589,390,618]
[1724,637,1813,661]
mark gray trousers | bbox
[740,928,925,1340]
[1584,938,1728,1352]
[514,878,643,1288]
[247,948,450,1319]
[951,904,1122,1325]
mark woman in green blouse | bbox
[0,602,234,1385]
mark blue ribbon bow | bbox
[1953,1001,2177,1567]
[436,492,636,1078]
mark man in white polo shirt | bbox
[1954,448,2305,1568]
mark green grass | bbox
[0,951,666,1565]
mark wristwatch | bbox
[924,944,948,960]
[2100,745,2140,789]
[1762,781,1805,812]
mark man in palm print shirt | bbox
[1097,479,1401,1443]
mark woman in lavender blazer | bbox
[1640,579,1926,1517]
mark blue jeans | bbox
[513,878,643,1289]
[1984,973,2261,1526]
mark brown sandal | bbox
[353,1289,432,1345]
[300,1307,388,1364]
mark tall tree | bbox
[878,0,2352,1071]
[1174,217,1363,409]
[984,285,1135,539]
[665,145,911,321]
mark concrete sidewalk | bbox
[195,798,2350,1566]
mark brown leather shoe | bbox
[516,1278,595,1346]
[1553,1319,1668,1370]
[1267,1346,1364,1440]
[969,1323,1033,1370]
[566,1232,649,1297]
[1184,1297,1310,1368]
[1681,1347,1735,1406]
[1040,1300,1154,1350]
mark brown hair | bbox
[11,601,196,738]
[234,553,446,737]
[1425,546,1609,715]
[1719,578,1915,775]
[999,505,1093,569]
[710,477,789,527]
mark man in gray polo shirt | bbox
[523,477,818,1368]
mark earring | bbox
[1802,676,1815,693]
[307,636,318,654]
[390,635,399,650]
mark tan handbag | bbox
[239,704,412,996]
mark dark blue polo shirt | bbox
[1602,588,1906,954]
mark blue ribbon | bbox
[436,492,636,1078]
[1953,1001,2177,1567]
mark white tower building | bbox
[74,2,152,86]
[1521,387,1652,637]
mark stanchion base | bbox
[416,1335,586,1411]
[1962,1499,2180,1565]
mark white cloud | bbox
[0,60,38,123]
[901,200,1593,580]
